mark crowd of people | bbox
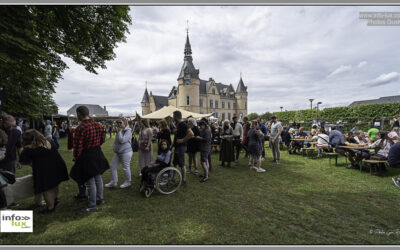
[1,106,400,215]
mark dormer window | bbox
[212,88,215,94]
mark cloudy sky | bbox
[54,6,400,116]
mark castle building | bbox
[141,31,248,121]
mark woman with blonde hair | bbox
[186,117,200,174]
[138,119,153,176]
[19,129,69,213]
[105,118,133,188]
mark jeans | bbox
[233,137,241,161]
[53,137,60,149]
[85,174,103,208]
[270,138,280,161]
[109,151,133,184]
[261,139,266,158]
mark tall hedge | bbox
[273,102,400,124]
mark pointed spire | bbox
[184,20,192,57]
[141,82,150,103]
[236,73,247,93]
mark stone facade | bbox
[141,32,248,121]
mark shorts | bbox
[200,150,210,163]
[173,145,187,168]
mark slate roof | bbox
[141,88,150,103]
[236,77,247,93]
[67,104,108,117]
[178,33,199,80]
[349,95,400,107]
[153,95,169,110]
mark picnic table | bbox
[338,144,370,150]
[290,138,314,141]
[338,144,372,172]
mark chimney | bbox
[104,106,106,111]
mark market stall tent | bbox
[137,105,213,120]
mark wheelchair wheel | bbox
[155,167,182,195]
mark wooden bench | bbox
[323,152,339,166]
[362,160,388,174]
[302,147,317,158]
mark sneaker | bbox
[186,169,192,174]
[392,178,400,188]
[256,168,266,173]
[193,169,199,175]
[200,177,209,183]
[105,182,117,188]
[249,166,256,170]
[262,158,265,161]
[120,182,131,189]
[275,161,280,165]
[77,207,98,215]
[8,202,19,208]
[271,160,276,163]
[139,172,142,177]
[235,159,239,163]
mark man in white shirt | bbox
[231,115,243,163]
[269,116,283,164]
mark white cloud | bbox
[327,65,353,78]
[53,6,400,115]
[357,61,367,68]
[365,72,400,87]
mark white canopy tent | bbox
[136,105,213,120]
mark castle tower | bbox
[176,26,200,113]
[141,86,150,115]
[235,75,248,118]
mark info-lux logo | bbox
[0,210,33,233]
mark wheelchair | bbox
[139,166,182,198]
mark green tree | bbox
[247,112,259,121]
[0,6,132,118]
[260,111,273,121]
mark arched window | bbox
[212,88,215,94]
[186,95,190,106]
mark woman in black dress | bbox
[19,129,69,214]
[187,118,200,174]
[220,120,235,168]
[157,119,172,147]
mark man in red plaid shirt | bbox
[70,106,109,215]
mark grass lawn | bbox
[1,135,400,245]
